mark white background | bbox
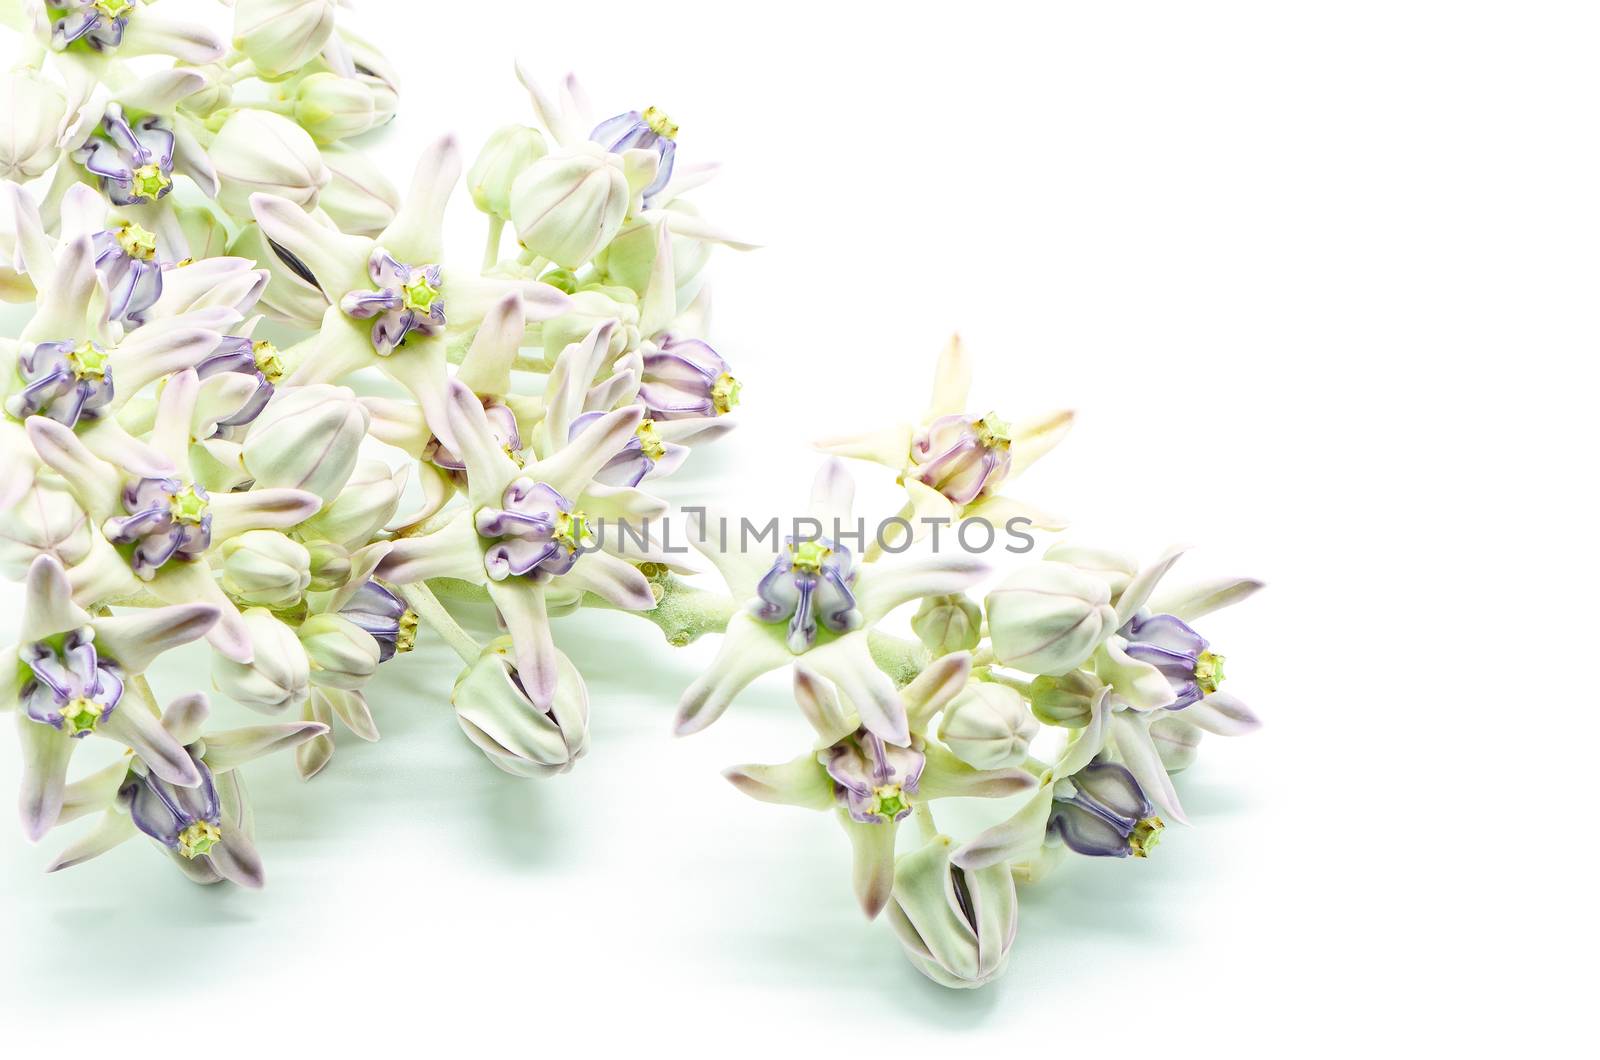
[2,0,1595,1052]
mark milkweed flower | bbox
[724,659,1034,917]
[675,459,990,745]
[0,555,218,839]
[40,690,326,887]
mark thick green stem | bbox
[482,216,506,270]
[395,581,481,665]
[602,572,737,647]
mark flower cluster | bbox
[0,3,1264,990]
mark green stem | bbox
[604,572,737,647]
[482,216,505,271]
[913,802,940,844]
[395,581,481,665]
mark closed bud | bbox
[985,563,1118,676]
[219,530,312,608]
[292,72,377,144]
[317,144,400,237]
[452,639,588,778]
[299,458,403,547]
[213,609,311,713]
[911,593,982,656]
[211,109,331,216]
[244,384,368,501]
[178,64,234,118]
[234,0,338,81]
[1028,670,1102,727]
[469,124,547,220]
[298,613,380,691]
[0,475,92,579]
[304,540,351,592]
[0,69,66,181]
[596,206,712,296]
[510,144,628,269]
[937,682,1038,770]
[888,837,1018,989]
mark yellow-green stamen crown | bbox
[67,342,109,380]
[169,484,209,525]
[1130,816,1164,858]
[1195,651,1225,694]
[974,412,1012,450]
[178,820,221,859]
[252,340,285,383]
[130,163,169,201]
[115,221,156,260]
[643,106,678,139]
[791,539,832,573]
[712,373,741,415]
[402,271,440,314]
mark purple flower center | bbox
[1049,761,1163,858]
[1121,612,1225,711]
[47,0,135,53]
[91,223,164,325]
[750,536,861,653]
[196,337,284,438]
[820,730,926,824]
[590,107,677,204]
[19,627,125,737]
[474,479,590,581]
[6,340,115,427]
[121,749,223,859]
[72,103,174,206]
[910,412,1013,506]
[102,476,213,580]
[340,248,445,356]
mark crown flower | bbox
[0,6,1266,995]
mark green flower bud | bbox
[219,530,312,608]
[233,0,338,81]
[211,109,330,216]
[911,593,983,656]
[1028,670,1102,728]
[243,384,368,502]
[985,563,1118,676]
[304,540,351,593]
[469,124,547,220]
[213,609,310,714]
[510,144,628,269]
[299,613,380,691]
[937,682,1038,770]
[530,287,639,363]
[291,72,378,144]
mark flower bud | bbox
[887,836,1018,989]
[210,109,330,216]
[178,64,234,118]
[595,206,712,296]
[452,639,588,778]
[304,540,351,592]
[937,682,1038,770]
[299,458,403,547]
[1027,670,1102,727]
[292,72,377,144]
[298,613,380,691]
[510,144,628,269]
[911,594,982,656]
[213,609,311,713]
[469,124,547,220]
[0,69,66,182]
[243,384,368,502]
[985,563,1118,676]
[219,530,312,608]
[317,143,400,237]
[234,0,338,81]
